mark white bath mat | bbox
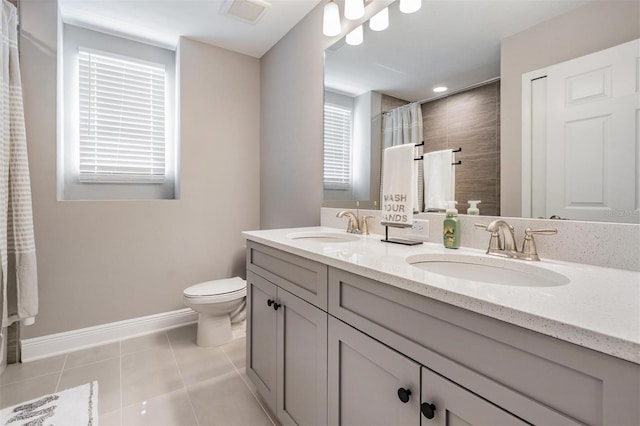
[0,381,98,426]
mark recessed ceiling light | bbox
[433,86,448,93]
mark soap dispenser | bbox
[443,201,460,249]
[468,200,481,215]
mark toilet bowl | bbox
[183,277,247,347]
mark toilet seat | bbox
[183,277,246,304]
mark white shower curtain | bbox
[381,102,423,212]
[0,0,38,362]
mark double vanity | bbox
[242,226,639,426]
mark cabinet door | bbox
[328,316,420,426]
[421,367,529,426]
[246,271,278,412]
[276,288,327,426]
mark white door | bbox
[543,39,639,223]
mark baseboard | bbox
[21,308,198,362]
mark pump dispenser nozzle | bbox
[446,201,458,215]
[468,200,481,215]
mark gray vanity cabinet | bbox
[246,242,328,426]
[245,241,640,426]
[328,267,639,426]
[328,316,529,426]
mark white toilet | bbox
[183,277,247,347]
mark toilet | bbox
[183,277,247,347]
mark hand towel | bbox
[381,144,415,227]
[424,149,455,211]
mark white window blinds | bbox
[78,48,166,183]
[323,103,352,190]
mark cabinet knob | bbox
[267,299,274,307]
[273,302,281,311]
[420,402,436,419]
[397,387,412,403]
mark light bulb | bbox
[369,7,389,31]
[433,86,448,93]
[344,0,364,20]
[346,25,363,46]
[323,0,341,37]
[399,0,421,14]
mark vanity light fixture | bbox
[433,86,448,93]
[369,7,389,31]
[346,25,363,45]
[323,0,341,37]
[399,0,421,14]
[344,0,365,20]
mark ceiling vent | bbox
[220,0,271,25]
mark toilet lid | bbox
[184,277,246,297]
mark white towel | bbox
[424,149,455,211]
[381,144,415,227]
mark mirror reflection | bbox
[323,0,639,223]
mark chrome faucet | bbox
[337,211,374,235]
[475,220,557,261]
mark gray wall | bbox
[21,1,260,338]
[259,0,393,229]
[500,0,640,216]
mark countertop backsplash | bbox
[321,207,640,272]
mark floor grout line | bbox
[166,330,200,426]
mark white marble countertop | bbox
[243,226,640,364]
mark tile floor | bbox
[0,324,277,426]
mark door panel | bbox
[246,271,278,412]
[544,38,639,223]
[328,316,420,426]
[421,367,529,426]
[277,289,327,426]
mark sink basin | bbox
[406,254,570,287]
[287,231,360,243]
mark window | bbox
[78,49,166,183]
[60,24,177,200]
[323,103,352,190]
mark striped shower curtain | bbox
[0,0,38,363]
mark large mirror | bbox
[323,0,640,223]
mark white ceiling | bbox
[58,0,322,58]
[325,0,591,102]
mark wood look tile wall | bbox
[423,81,501,215]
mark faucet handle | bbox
[522,228,558,260]
[474,223,488,230]
[360,216,374,235]
[526,228,558,236]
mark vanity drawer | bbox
[328,267,640,426]
[247,241,328,310]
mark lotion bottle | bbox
[443,201,460,249]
